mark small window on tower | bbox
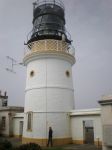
[66,70,70,77]
[27,112,33,131]
[30,70,35,77]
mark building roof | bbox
[13,113,24,118]
[0,95,8,99]
[70,108,101,116]
[102,95,112,100]
[0,106,24,112]
[99,95,112,105]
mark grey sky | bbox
[0,0,112,109]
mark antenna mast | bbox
[6,56,24,74]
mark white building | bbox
[22,0,76,146]
[70,108,102,145]
[99,95,112,150]
[0,1,112,149]
[0,91,103,146]
[1,93,111,149]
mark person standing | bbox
[47,127,53,147]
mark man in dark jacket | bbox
[47,127,53,147]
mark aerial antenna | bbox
[6,56,24,74]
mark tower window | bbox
[66,70,70,77]
[30,70,35,77]
[27,112,33,131]
[2,116,6,129]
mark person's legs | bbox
[47,138,50,147]
[51,137,53,147]
[50,137,53,147]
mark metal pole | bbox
[46,58,48,146]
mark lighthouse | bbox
[22,0,75,146]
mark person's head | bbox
[49,127,52,130]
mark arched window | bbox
[1,116,6,129]
[27,112,33,131]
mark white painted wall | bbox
[0,111,10,136]
[99,97,112,150]
[0,107,24,136]
[101,105,112,124]
[71,109,102,143]
[23,54,75,140]
[0,97,3,107]
[23,112,71,139]
[12,113,24,136]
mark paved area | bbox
[63,144,102,150]
[0,137,102,150]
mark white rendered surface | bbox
[70,109,102,143]
[23,54,75,140]
[99,97,112,149]
[0,111,10,136]
[12,113,24,136]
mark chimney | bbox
[0,90,1,96]
[4,91,7,96]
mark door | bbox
[19,121,23,137]
[83,120,94,144]
[85,127,94,144]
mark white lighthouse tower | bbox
[22,0,75,146]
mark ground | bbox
[44,145,102,150]
[0,137,102,150]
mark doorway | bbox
[19,121,23,137]
[83,120,94,144]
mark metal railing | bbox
[26,28,71,44]
[33,0,65,10]
[24,40,75,56]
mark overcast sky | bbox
[0,0,112,109]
